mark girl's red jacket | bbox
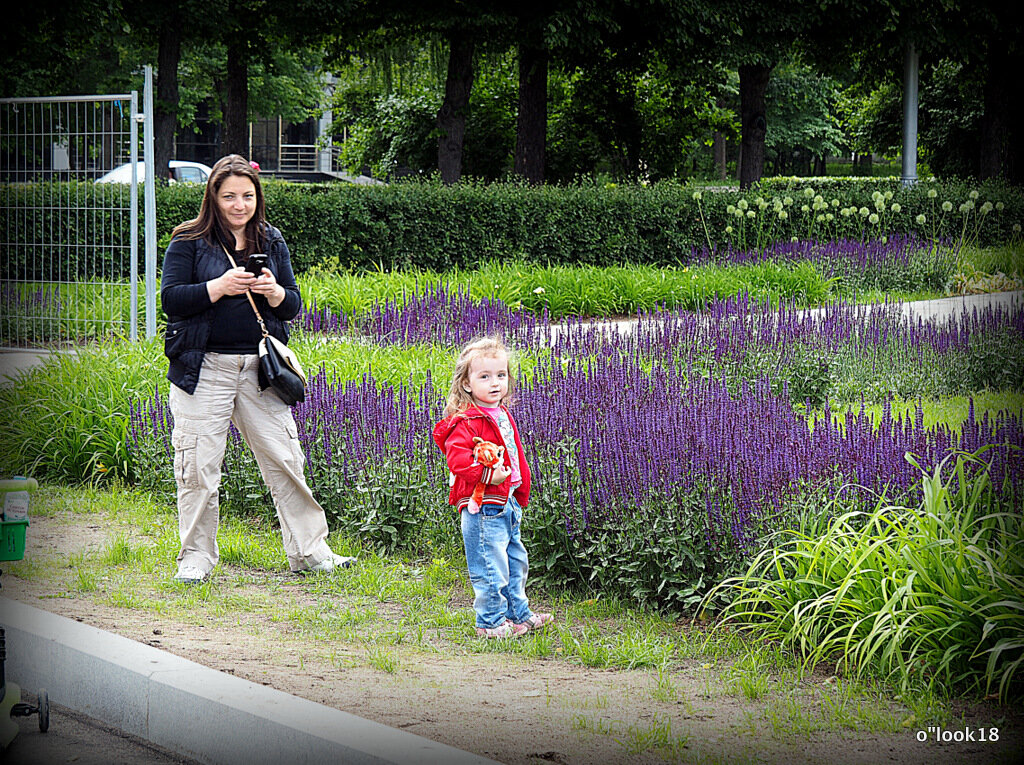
[432,405,532,513]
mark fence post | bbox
[130,90,140,341]
[143,65,157,339]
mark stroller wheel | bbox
[37,689,48,733]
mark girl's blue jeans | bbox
[460,494,533,630]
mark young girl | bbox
[432,337,554,639]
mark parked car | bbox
[95,160,213,184]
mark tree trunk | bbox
[978,49,1013,181]
[222,35,248,157]
[154,20,182,184]
[514,43,547,185]
[712,97,727,181]
[738,63,770,189]
[436,32,474,185]
[713,132,727,181]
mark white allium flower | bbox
[738,198,749,211]
[783,196,794,206]
[980,201,993,214]
[915,214,926,225]
[746,210,755,218]
[804,187,815,198]
[969,189,979,199]
[942,201,953,212]
[859,207,870,217]
[692,191,703,200]
[869,213,879,224]
[725,225,733,234]
[996,201,1005,211]
[727,204,736,214]
[778,210,788,220]
[928,188,938,198]
[801,204,810,213]
[891,203,901,213]
[884,190,893,200]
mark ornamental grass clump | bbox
[712,449,1024,703]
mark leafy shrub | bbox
[713,450,1024,702]
[2,177,1020,277]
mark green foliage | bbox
[0,339,166,483]
[712,450,1024,702]
[765,59,846,175]
[832,58,987,180]
[3,178,1020,279]
[525,476,749,612]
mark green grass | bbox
[301,258,838,319]
[4,482,1003,745]
[4,242,1017,350]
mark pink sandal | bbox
[518,613,554,631]
[476,620,529,639]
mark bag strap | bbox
[221,244,269,339]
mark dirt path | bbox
[3,511,1021,765]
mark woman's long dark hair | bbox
[170,154,267,257]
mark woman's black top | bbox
[160,223,302,394]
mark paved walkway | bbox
[553,289,1023,338]
[3,597,497,765]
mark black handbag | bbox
[222,245,307,406]
[257,332,306,405]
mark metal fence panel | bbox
[0,90,150,346]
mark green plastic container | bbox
[0,519,28,561]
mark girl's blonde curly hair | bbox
[443,336,516,417]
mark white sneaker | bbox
[303,553,357,574]
[174,565,207,584]
[308,557,335,574]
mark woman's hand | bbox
[249,267,286,308]
[207,266,255,302]
[207,267,284,307]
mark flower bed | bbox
[128,290,1024,608]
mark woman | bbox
[161,154,353,582]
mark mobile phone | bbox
[245,253,268,276]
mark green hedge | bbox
[2,177,1021,277]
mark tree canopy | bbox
[3,0,1017,183]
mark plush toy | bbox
[468,436,505,514]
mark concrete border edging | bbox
[2,597,498,765]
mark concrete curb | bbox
[1,597,498,765]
